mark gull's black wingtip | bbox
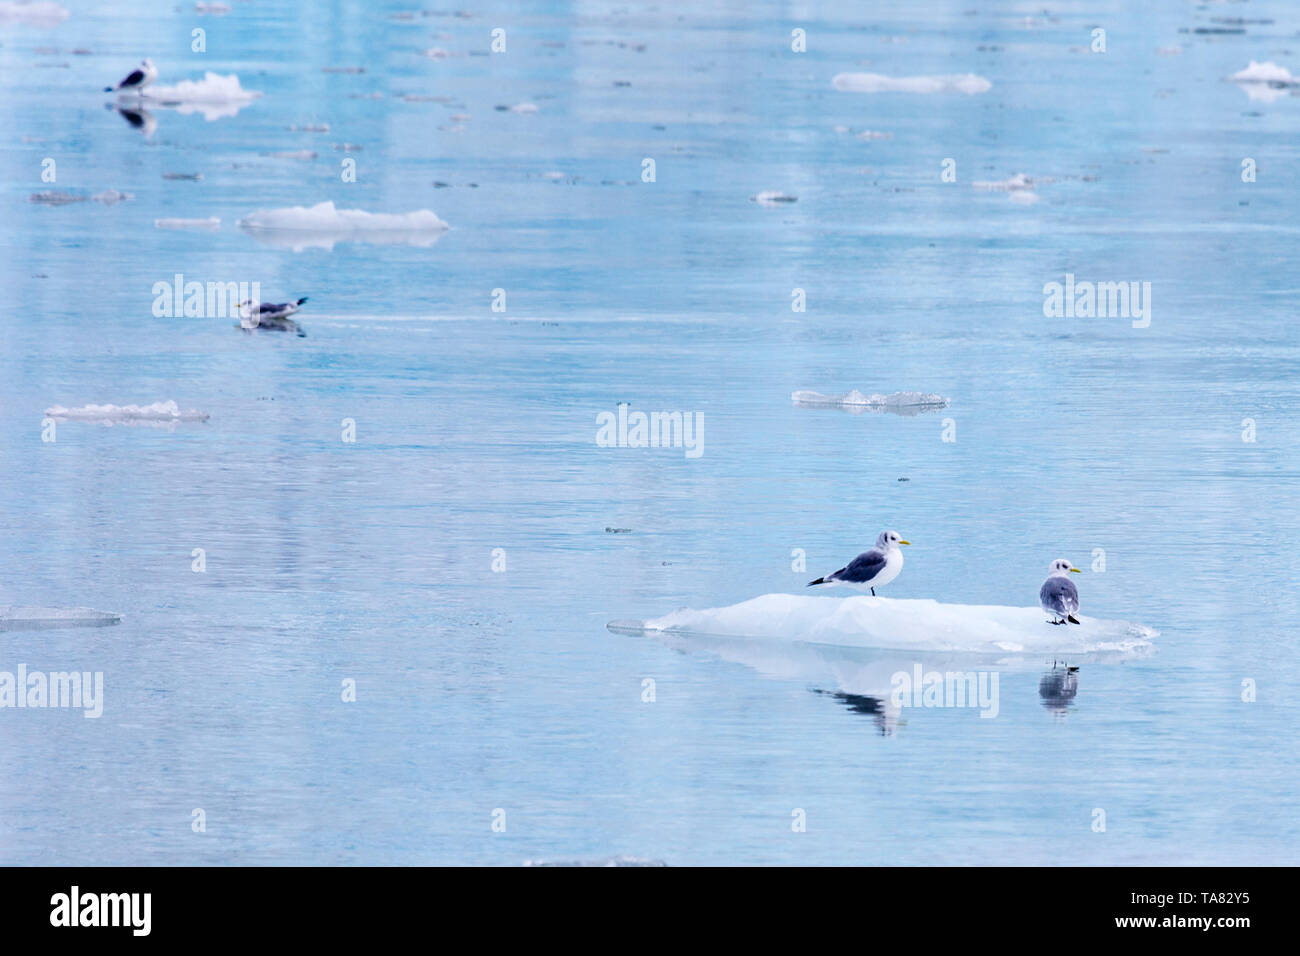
[1068,614,1081,625]
[807,577,824,587]
[297,296,309,305]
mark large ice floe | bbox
[44,401,209,426]
[611,594,1155,659]
[610,595,1154,723]
[1,606,121,632]
[832,72,991,94]
[792,390,949,416]
[136,72,262,120]
[237,200,450,251]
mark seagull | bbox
[238,297,309,336]
[105,59,157,95]
[1040,558,1082,625]
[807,530,910,596]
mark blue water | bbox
[1,0,1297,864]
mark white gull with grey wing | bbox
[807,530,910,596]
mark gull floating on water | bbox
[238,297,309,336]
[105,59,157,95]
[807,530,910,596]
[1040,558,1082,625]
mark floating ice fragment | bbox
[140,72,262,120]
[832,72,991,94]
[29,190,86,205]
[972,172,1035,191]
[0,606,121,632]
[92,189,132,204]
[1229,61,1297,102]
[237,200,449,251]
[792,390,949,415]
[0,1,68,25]
[752,190,797,206]
[155,217,220,230]
[44,400,209,425]
[523,856,666,867]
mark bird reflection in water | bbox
[1039,663,1079,715]
[109,103,156,138]
[812,689,902,735]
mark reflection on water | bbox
[1039,665,1080,715]
[812,689,901,735]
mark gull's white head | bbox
[876,530,911,550]
[1049,558,1081,575]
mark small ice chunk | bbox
[44,400,209,425]
[1230,61,1297,102]
[155,217,220,230]
[0,1,69,25]
[832,72,991,94]
[92,189,132,204]
[237,200,449,251]
[29,190,86,205]
[792,390,949,415]
[0,606,121,631]
[752,190,797,206]
[141,72,262,120]
[972,172,1035,191]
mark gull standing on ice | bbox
[1040,558,1082,625]
[807,530,910,596]
[105,59,157,95]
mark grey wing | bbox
[833,548,888,584]
[259,302,289,314]
[1040,577,1079,614]
[120,69,146,88]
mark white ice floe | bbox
[0,1,68,25]
[856,129,893,140]
[832,72,991,94]
[44,401,210,425]
[155,217,220,230]
[792,389,949,415]
[237,200,449,251]
[1229,61,1297,102]
[0,606,121,632]
[972,172,1035,191]
[612,593,1156,659]
[751,190,797,206]
[139,72,262,120]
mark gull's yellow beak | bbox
[1069,568,1081,573]
[899,540,911,546]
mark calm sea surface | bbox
[0,0,1296,864]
